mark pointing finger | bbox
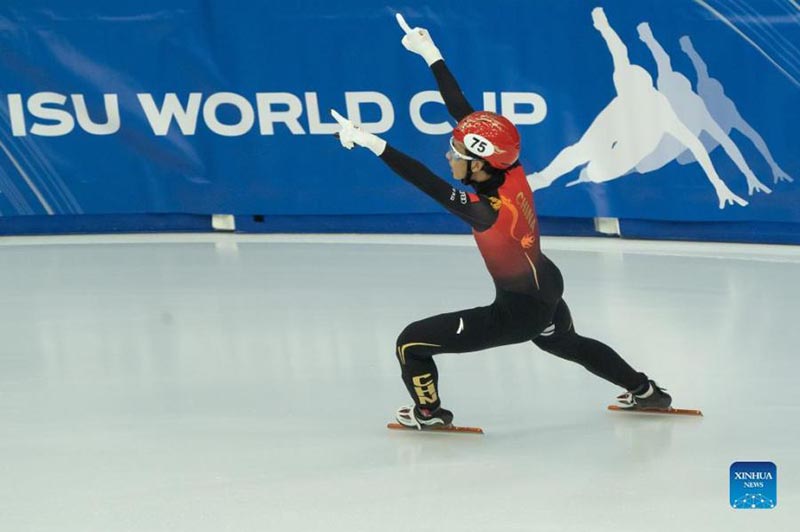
[396,13,413,34]
[330,109,349,126]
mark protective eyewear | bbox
[449,137,476,161]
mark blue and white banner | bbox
[0,0,797,230]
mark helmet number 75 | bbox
[470,138,488,154]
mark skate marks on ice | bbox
[527,7,793,209]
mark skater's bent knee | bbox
[534,332,582,362]
[396,323,418,349]
[395,323,438,364]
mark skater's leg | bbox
[529,99,625,189]
[573,140,641,185]
[532,299,648,391]
[396,304,501,412]
[397,294,552,412]
[530,144,591,189]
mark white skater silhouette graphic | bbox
[528,7,748,208]
[676,35,794,184]
[634,23,771,196]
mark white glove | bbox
[396,13,443,66]
[331,110,386,156]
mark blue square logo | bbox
[730,462,777,509]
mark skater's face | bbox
[447,138,474,180]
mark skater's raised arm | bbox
[680,36,709,82]
[591,7,631,72]
[331,109,497,231]
[380,146,497,230]
[637,23,673,75]
[396,13,474,121]
[430,62,475,121]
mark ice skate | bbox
[607,381,701,416]
[387,405,483,434]
[616,380,672,410]
[395,405,454,429]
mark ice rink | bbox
[1,233,798,532]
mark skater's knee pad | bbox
[395,323,438,365]
[395,323,417,351]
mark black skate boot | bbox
[616,380,672,411]
[395,405,454,430]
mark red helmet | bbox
[452,111,520,169]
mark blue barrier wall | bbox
[0,1,798,241]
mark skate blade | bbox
[386,422,484,434]
[607,405,703,416]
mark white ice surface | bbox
[1,233,798,532]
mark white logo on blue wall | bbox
[527,7,793,209]
[5,90,546,138]
[633,24,770,198]
[676,36,793,185]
